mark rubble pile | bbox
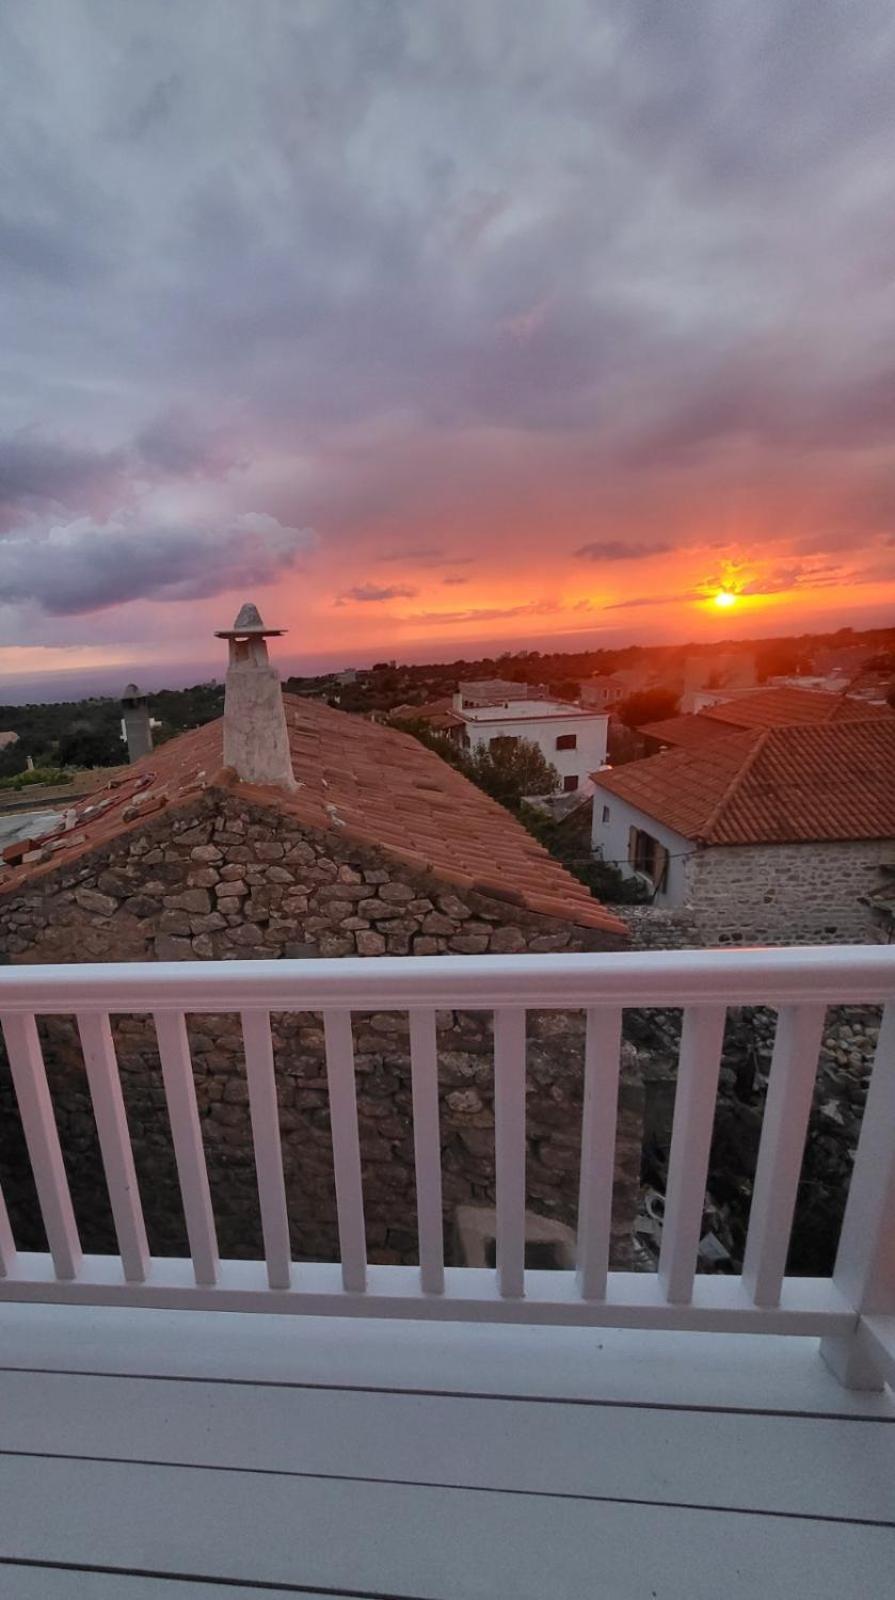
[625,1002,881,1275]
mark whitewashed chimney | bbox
[121,682,153,763]
[215,602,295,790]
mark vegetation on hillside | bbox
[0,766,71,793]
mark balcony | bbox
[0,946,893,1597]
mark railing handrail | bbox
[0,944,893,1013]
[1,945,893,1388]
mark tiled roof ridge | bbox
[700,727,770,842]
[0,695,626,937]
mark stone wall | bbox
[620,839,892,947]
[0,789,640,1268]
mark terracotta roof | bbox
[593,720,895,846]
[1,694,624,935]
[388,700,465,731]
[700,686,894,729]
[639,715,739,751]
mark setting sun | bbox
[713,590,738,609]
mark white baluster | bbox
[0,1182,15,1278]
[409,1009,444,1295]
[153,1011,219,1287]
[1,1012,82,1280]
[494,1007,526,1298]
[323,1010,367,1293]
[658,1006,727,1304]
[742,1005,826,1307]
[77,1011,150,1284]
[821,1002,895,1387]
[577,1008,623,1301]
[241,1009,291,1290]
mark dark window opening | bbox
[562,774,578,792]
[628,826,669,889]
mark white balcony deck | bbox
[1,947,894,1595]
[0,1302,893,1598]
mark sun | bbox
[713,590,738,609]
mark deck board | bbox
[0,1454,892,1600]
[0,1305,891,1599]
[0,1302,892,1415]
[1,1369,893,1523]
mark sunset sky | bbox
[2,1,895,700]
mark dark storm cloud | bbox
[575,540,671,561]
[336,583,418,605]
[0,513,314,615]
[0,433,124,529]
[1,0,894,629]
[134,411,237,478]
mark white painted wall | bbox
[462,702,608,794]
[591,787,695,905]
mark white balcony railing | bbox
[0,947,893,1387]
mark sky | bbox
[2,0,895,700]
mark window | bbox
[601,805,610,823]
[555,733,577,751]
[628,826,669,889]
[562,774,578,792]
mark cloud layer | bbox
[2,1,894,684]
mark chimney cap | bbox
[122,682,145,701]
[215,601,286,640]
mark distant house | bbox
[591,720,895,944]
[455,678,544,708]
[640,687,893,754]
[0,730,19,751]
[578,674,628,711]
[452,694,609,795]
[391,690,610,796]
[388,699,466,744]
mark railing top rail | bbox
[0,945,893,1014]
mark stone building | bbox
[0,608,638,1271]
[640,685,892,756]
[592,718,895,945]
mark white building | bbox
[454,694,608,794]
[577,674,628,711]
[591,718,895,944]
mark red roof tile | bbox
[700,687,894,729]
[1,695,625,936]
[594,720,895,845]
[639,715,739,751]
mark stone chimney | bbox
[215,602,295,790]
[121,682,153,763]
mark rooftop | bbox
[639,713,739,751]
[700,685,894,729]
[461,699,602,723]
[640,688,893,752]
[1,693,624,934]
[594,719,895,845]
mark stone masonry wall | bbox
[621,839,891,948]
[0,790,639,1269]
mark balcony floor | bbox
[0,1301,892,1599]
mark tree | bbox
[755,642,811,682]
[617,688,680,729]
[463,737,558,810]
[57,727,123,769]
[546,678,580,702]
